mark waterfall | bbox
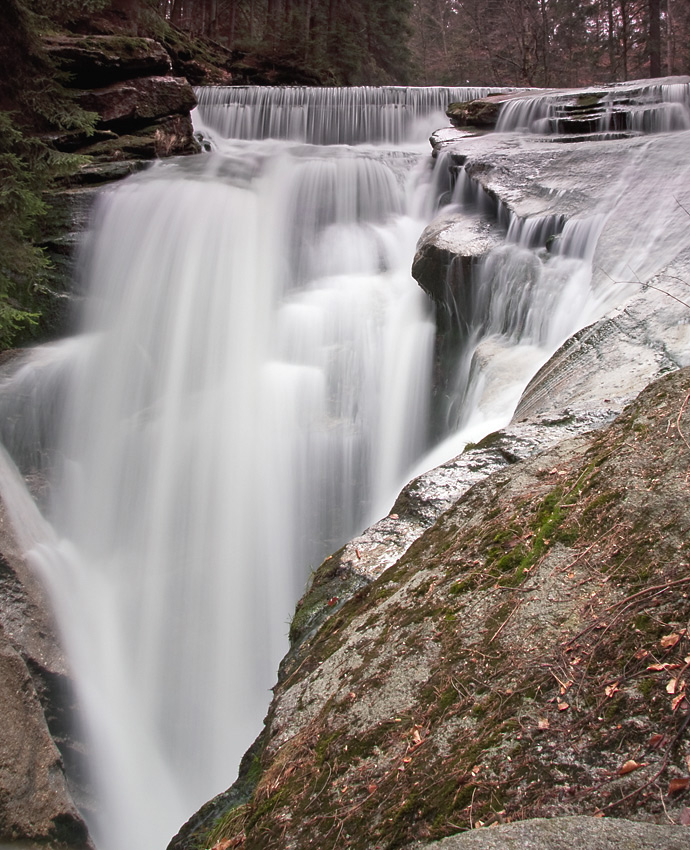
[194,85,510,145]
[416,208,607,473]
[2,83,686,850]
[495,78,690,135]
[0,114,441,850]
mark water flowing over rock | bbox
[2,79,690,850]
[494,77,690,136]
[194,85,511,145]
[0,449,90,848]
[169,82,690,850]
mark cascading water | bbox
[0,85,672,850]
[0,93,466,850]
[415,201,608,473]
[194,85,509,144]
[495,78,690,135]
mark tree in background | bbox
[156,0,415,84]
[409,0,690,85]
[0,0,100,347]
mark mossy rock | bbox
[180,366,690,850]
[446,98,502,129]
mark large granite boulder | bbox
[406,816,690,850]
[169,362,690,850]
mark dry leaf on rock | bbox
[618,759,645,776]
[648,733,665,748]
[605,683,619,698]
[667,777,690,794]
[671,693,687,711]
[661,632,682,649]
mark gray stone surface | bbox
[0,466,90,847]
[407,816,689,850]
[76,75,197,127]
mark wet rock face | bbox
[0,501,91,848]
[445,94,515,129]
[0,639,89,848]
[76,75,196,130]
[411,214,502,332]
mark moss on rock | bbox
[171,373,690,849]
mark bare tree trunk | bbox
[666,0,675,74]
[304,0,312,62]
[328,0,339,34]
[648,0,662,76]
[540,0,549,85]
[228,0,237,46]
[209,0,217,40]
[607,0,617,79]
[171,0,184,27]
[620,0,629,79]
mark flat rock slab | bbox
[43,35,171,87]
[77,75,197,127]
[408,816,689,850]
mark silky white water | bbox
[495,78,690,134]
[10,138,439,850]
[194,85,510,145]
[2,87,685,850]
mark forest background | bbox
[1,0,689,350]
